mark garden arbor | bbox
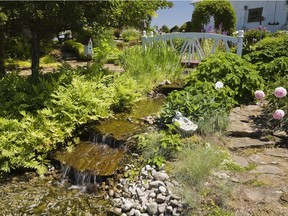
[191,0,236,34]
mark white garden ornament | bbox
[172,111,198,135]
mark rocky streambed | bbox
[0,170,109,215]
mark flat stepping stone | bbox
[252,165,282,175]
[243,187,282,203]
[229,137,274,149]
[257,174,287,187]
[265,148,288,159]
[227,105,263,137]
[232,155,249,167]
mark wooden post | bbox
[236,30,244,56]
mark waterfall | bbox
[89,133,122,148]
[56,132,125,187]
[60,162,103,186]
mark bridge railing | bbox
[141,30,244,65]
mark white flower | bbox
[215,81,224,89]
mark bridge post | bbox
[141,31,147,51]
[236,30,244,56]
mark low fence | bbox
[141,30,244,65]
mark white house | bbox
[191,0,288,32]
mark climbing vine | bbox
[191,0,236,34]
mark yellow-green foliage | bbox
[4,59,31,70]
[0,64,143,174]
[121,28,141,42]
[63,40,85,59]
[110,74,141,112]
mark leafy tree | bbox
[170,25,180,33]
[161,25,170,33]
[0,1,172,81]
[191,0,236,34]
[0,7,7,77]
[179,21,193,32]
[115,1,172,30]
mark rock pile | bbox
[108,165,185,216]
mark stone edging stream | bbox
[107,164,185,216]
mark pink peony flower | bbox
[274,87,287,98]
[273,109,285,120]
[254,90,265,100]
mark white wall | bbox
[231,0,287,32]
[192,0,288,32]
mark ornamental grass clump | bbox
[119,43,183,93]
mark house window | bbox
[247,8,263,22]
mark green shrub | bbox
[170,25,180,33]
[47,76,113,125]
[259,76,288,132]
[244,34,288,65]
[186,52,264,104]
[121,28,141,42]
[191,0,236,34]
[136,132,183,167]
[93,30,121,65]
[179,21,193,32]
[242,28,271,54]
[5,36,30,60]
[0,73,58,119]
[161,80,236,126]
[40,55,58,64]
[62,40,85,59]
[160,25,170,33]
[259,56,288,83]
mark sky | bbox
[151,1,194,29]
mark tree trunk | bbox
[0,29,6,78]
[31,30,40,81]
